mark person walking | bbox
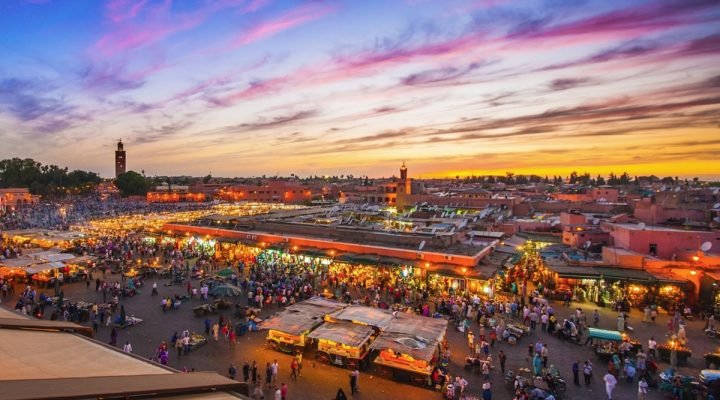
[265,363,273,389]
[271,360,279,384]
[541,344,549,368]
[482,380,492,400]
[498,350,507,374]
[638,377,648,400]
[251,361,258,385]
[243,362,250,382]
[295,351,303,377]
[349,369,358,395]
[572,360,580,385]
[175,336,183,358]
[583,360,593,387]
[123,340,133,353]
[648,337,657,359]
[290,358,298,381]
[228,364,237,380]
[280,382,288,400]
[109,327,118,346]
[603,369,617,400]
[593,309,600,327]
[252,385,264,400]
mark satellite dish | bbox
[713,203,720,210]
[592,218,600,225]
[418,240,426,251]
[638,222,646,230]
[701,242,712,252]
[713,188,719,195]
[674,186,681,192]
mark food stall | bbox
[259,296,347,353]
[588,328,623,361]
[308,321,376,370]
[658,341,692,365]
[0,256,36,283]
[370,312,448,387]
[187,332,208,351]
[325,305,394,331]
[25,262,66,287]
[261,312,323,353]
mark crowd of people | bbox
[2,196,715,400]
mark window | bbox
[649,243,657,256]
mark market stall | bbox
[25,262,66,287]
[370,313,448,387]
[325,305,394,331]
[587,328,623,362]
[259,297,347,353]
[658,341,691,365]
[308,321,376,370]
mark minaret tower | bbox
[115,139,126,178]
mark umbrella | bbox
[209,284,243,297]
[216,268,235,278]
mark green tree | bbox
[115,171,151,197]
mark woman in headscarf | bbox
[533,353,542,376]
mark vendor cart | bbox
[658,344,691,365]
[506,323,530,339]
[187,333,208,351]
[111,316,143,329]
[587,328,623,361]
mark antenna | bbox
[701,242,712,252]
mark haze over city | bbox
[1,0,719,178]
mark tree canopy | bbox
[115,171,151,197]
[0,158,102,196]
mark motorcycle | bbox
[705,328,720,338]
[659,369,700,399]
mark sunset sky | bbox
[1,0,719,179]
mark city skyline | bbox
[1,0,719,179]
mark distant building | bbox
[552,186,619,203]
[146,183,206,203]
[217,181,312,204]
[115,140,126,178]
[602,222,720,259]
[0,188,40,213]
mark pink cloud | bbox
[92,0,253,56]
[510,0,720,46]
[106,0,149,22]
[167,56,273,103]
[201,0,720,108]
[229,3,335,47]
